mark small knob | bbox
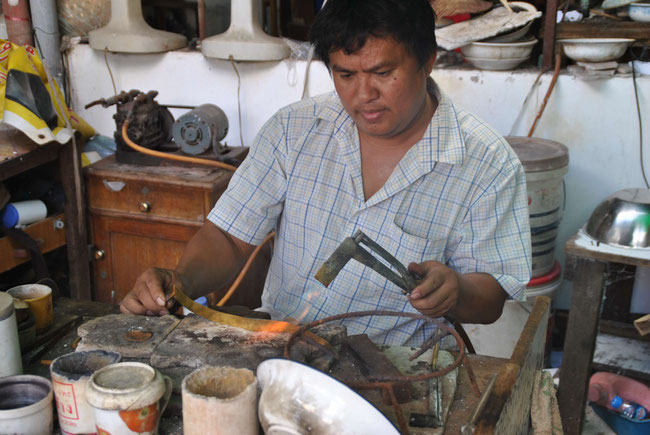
[138,202,151,213]
[94,249,105,261]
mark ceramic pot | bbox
[86,362,172,435]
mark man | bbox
[121,0,531,346]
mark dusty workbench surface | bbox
[25,297,510,434]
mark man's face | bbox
[330,37,435,142]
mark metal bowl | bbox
[585,188,650,249]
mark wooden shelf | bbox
[0,213,66,274]
[0,139,91,299]
[550,22,650,43]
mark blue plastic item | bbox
[591,403,650,435]
[0,204,18,228]
[611,396,648,420]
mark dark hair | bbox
[310,0,437,69]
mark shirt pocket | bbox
[384,223,448,266]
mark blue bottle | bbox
[611,395,648,420]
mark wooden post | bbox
[542,0,559,70]
[59,139,92,300]
[557,259,607,435]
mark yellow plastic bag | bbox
[0,40,95,144]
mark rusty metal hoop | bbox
[284,310,466,382]
[283,310,474,435]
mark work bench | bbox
[25,296,550,434]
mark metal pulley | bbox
[172,104,229,156]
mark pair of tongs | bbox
[315,230,419,295]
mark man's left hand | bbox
[407,261,459,318]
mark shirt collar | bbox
[316,78,467,168]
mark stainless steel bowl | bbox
[585,188,650,249]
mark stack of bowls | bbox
[459,1,540,70]
[461,39,537,70]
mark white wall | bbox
[68,44,650,310]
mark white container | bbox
[182,366,258,435]
[0,291,22,377]
[50,350,122,434]
[631,265,650,314]
[0,200,47,228]
[525,262,563,308]
[0,375,54,435]
[506,137,569,278]
[86,362,172,435]
[463,264,561,358]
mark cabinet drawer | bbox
[87,176,213,222]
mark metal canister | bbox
[0,292,23,377]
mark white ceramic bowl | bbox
[464,55,530,71]
[560,38,634,63]
[629,3,650,22]
[462,39,537,60]
[257,359,399,435]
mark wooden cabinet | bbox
[85,156,233,304]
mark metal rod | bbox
[197,0,206,40]
[461,373,498,435]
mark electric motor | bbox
[172,104,229,156]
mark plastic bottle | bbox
[588,372,650,414]
[610,395,648,420]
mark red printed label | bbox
[53,380,80,420]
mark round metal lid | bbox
[0,292,15,321]
[505,136,569,172]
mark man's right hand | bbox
[120,267,180,316]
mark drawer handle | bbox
[138,202,152,213]
[94,249,105,261]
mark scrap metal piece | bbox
[342,334,412,404]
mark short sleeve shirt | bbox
[208,82,531,346]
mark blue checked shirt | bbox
[208,81,531,346]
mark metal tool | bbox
[315,230,418,295]
[315,230,478,354]
[430,333,444,425]
[461,373,498,435]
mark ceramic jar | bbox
[85,362,172,435]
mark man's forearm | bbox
[451,273,508,323]
[175,221,254,300]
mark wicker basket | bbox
[57,0,111,37]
